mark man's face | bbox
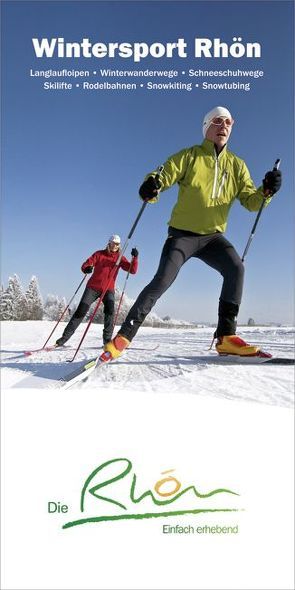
[109,240,120,252]
[205,116,234,149]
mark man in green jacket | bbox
[105,106,282,359]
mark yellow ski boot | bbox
[101,334,130,362]
[216,335,271,358]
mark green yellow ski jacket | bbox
[148,139,270,235]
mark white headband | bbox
[202,106,232,138]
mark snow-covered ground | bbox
[1,321,294,407]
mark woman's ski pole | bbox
[42,275,87,348]
[241,159,280,262]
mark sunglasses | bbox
[211,117,234,127]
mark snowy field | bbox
[1,321,294,407]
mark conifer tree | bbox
[26,276,43,320]
[12,274,28,320]
[0,282,14,320]
[0,275,27,320]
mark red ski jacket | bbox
[81,249,138,292]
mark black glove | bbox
[83,266,93,274]
[139,175,162,201]
[131,247,139,258]
[263,169,282,195]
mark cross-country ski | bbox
[1,323,293,407]
[57,350,294,390]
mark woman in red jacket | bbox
[55,235,138,346]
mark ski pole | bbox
[112,263,132,333]
[241,159,280,262]
[42,274,87,348]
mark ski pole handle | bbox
[127,166,164,240]
[154,164,164,190]
[263,158,281,198]
[241,158,280,262]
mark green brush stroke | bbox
[63,507,241,529]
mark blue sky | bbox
[2,0,294,324]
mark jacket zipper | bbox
[211,155,219,199]
[216,171,227,198]
[211,152,227,199]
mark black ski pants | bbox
[61,287,115,345]
[120,228,244,341]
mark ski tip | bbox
[266,357,294,365]
[257,350,272,359]
[23,345,58,356]
[99,350,113,363]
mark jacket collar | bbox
[201,139,228,159]
[105,247,120,257]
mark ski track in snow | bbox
[1,321,294,408]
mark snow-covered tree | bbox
[0,283,14,320]
[0,274,27,320]
[43,294,61,321]
[26,276,43,320]
[13,275,28,320]
[44,295,71,321]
